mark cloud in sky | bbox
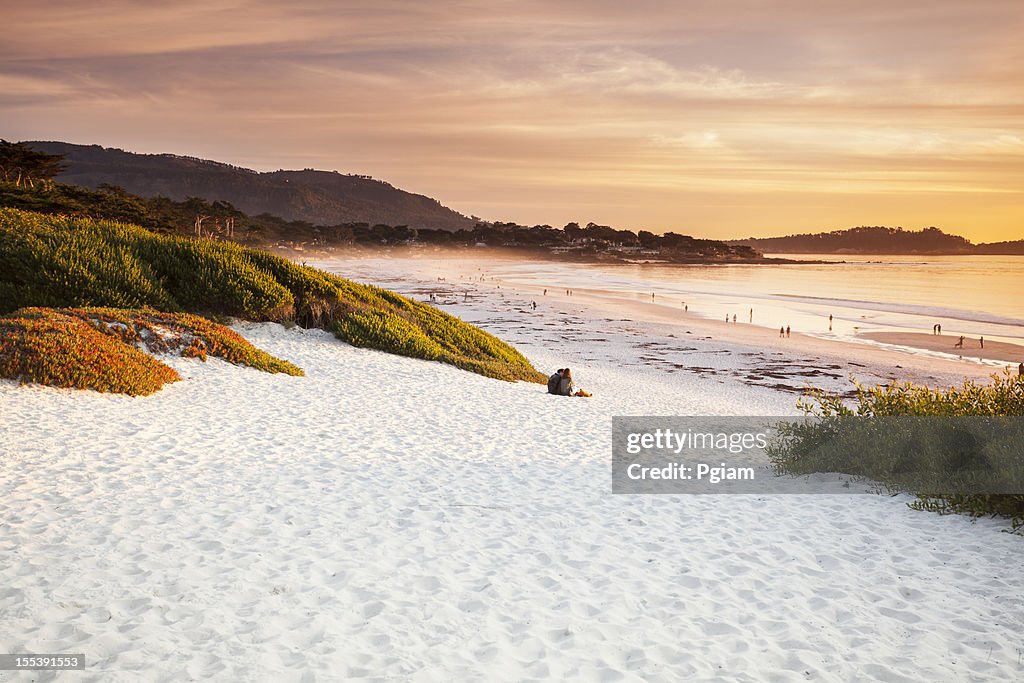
[3,0,1023,239]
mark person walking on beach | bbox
[732,314,737,324]
[829,314,833,331]
[749,308,753,323]
[980,336,984,349]
[786,325,791,338]
[954,336,964,348]
[780,326,785,338]
[932,324,938,335]
[937,324,942,334]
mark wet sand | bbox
[564,293,1009,378]
[313,255,1017,393]
[861,332,1024,365]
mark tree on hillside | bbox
[0,141,66,188]
[638,230,660,248]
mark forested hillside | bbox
[27,141,475,230]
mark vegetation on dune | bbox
[0,307,303,396]
[0,178,177,233]
[58,307,303,375]
[0,309,180,396]
[0,207,544,383]
[768,372,1024,531]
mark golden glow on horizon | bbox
[3,1,1023,241]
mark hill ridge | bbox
[26,141,475,231]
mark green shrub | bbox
[767,372,1024,531]
[0,208,544,382]
[0,181,166,231]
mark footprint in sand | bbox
[362,601,385,619]
[414,576,442,592]
[112,597,152,618]
[877,606,922,625]
[367,633,390,649]
[700,620,741,637]
[474,644,499,662]
[676,574,702,589]
[457,598,486,613]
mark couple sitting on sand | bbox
[547,368,592,397]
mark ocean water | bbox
[476,254,1024,347]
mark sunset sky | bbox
[3,1,1023,240]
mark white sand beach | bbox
[2,265,1023,681]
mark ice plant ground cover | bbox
[0,308,182,396]
[0,307,302,395]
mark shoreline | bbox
[544,287,1011,383]
[312,255,1011,395]
[309,251,1022,381]
[860,331,1024,365]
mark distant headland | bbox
[729,226,1023,255]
